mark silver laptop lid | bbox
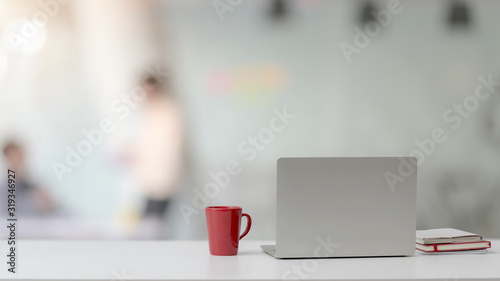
[276,157,417,258]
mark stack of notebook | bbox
[416,228,491,254]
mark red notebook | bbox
[416,240,491,253]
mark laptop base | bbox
[261,245,278,258]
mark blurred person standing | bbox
[129,73,186,219]
[1,141,54,217]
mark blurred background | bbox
[0,0,499,240]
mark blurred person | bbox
[2,141,54,217]
[127,72,186,219]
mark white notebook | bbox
[416,228,483,245]
[415,249,488,255]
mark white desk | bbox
[0,240,499,280]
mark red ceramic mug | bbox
[205,206,252,256]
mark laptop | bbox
[262,157,417,258]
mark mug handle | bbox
[239,213,252,240]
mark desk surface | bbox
[0,239,499,280]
